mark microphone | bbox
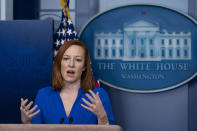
[60,117,65,124]
[69,117,73,124]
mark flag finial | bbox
[60,0,65,10]
[60,0,71,19]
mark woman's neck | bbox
[61,80,81,93]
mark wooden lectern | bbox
[0,124,123,131]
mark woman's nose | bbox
[68,59,74,67]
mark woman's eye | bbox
[63,57,69,60]
[76,59,82,62]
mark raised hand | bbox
[20,98,40,124]
[81,90,109,124]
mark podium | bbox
[0,124,123,131]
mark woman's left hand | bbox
[81,90,109,124]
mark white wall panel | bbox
[99,0,188,13]
[0,0,13,20]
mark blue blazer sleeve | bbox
[31,89,44,124]
[97,88,115,124]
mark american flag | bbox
[54,0,78,56]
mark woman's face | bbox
[61,45,85,84]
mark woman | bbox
[20,40,114,124]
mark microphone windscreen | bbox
[60,117,65,124]
[69,117,73,124]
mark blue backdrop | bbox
[0,20,53,123]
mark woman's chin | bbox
[63,78,80,84]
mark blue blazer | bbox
[31,86,114,124]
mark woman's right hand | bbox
[20,98,40,124]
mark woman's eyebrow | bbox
[75,56,83,58]
[63,55,83,57]
[63,55,69,57]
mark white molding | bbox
[0,0,13,20]
[0,0,6,20]
[0,0,1,20]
